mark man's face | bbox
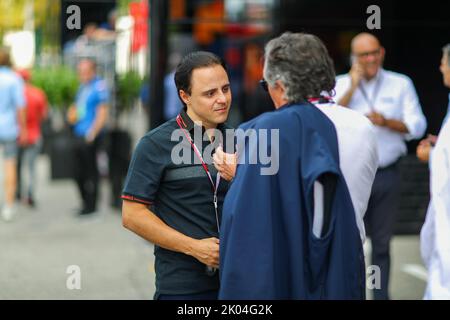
[440,53,450,88]
[77,60,95,84]
[181,65,231,129]
[352,37,385,80]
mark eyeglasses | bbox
[354,48,381,59]
[259,79,268,92]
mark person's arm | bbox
[338,86,357,107]
[86,103,108,143]
[122,200,219,268]
[14,78,27,144]
[337,62,364,107]
[67,104,77,125]
[17,107,28,145]
[384,118,409,133]
[366,112,409,133]
[400,77,427,139]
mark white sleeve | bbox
[401,77,427,140]
[430,121,450,292]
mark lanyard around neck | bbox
[358,74,383,112]
[176,115,221,233]
[308,96,334,104]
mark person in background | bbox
[416,44,450,163]
[420,43,450,299]
[334,32,427,300]
[140,52,183,121]
[0,47,26,221]
[67,58,109,216]
[15,69,48,208]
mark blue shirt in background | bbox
[74,77,110,137]
[0,66,25,140]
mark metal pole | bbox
[148,0,168,130]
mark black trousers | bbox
[364,162,400,300]
[73,136,100,212]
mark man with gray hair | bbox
[219,32,371,299]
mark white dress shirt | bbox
[420,118,450,299]
[334,69,427,168]
[314,103,379,243]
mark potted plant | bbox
[108,70,143,208]
[31,66,79,179]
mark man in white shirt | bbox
[334,32,427,300]
[314,102,378,244]
[420,43,450,299]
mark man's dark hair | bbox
[263,32,336,103]
[174,51,227,106]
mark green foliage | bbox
[31,66,79,109]
[116,71,143,112]
[117,0,134,15]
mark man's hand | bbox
[349,61,364,89]
[338,62,363,107]
[191,237,220,269]
[416,140,431,163]
[416,134,437,163]
[67,105,77,125]
[367,111,386,127]
[213,146,237,182]
[85,132,95,144]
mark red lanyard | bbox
[176,115,221,233]
[308,96,334,104]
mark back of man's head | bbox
[263,32,336,103]
[0,47,12,67]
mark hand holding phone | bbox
[349,57,363,89]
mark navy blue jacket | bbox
[219,103,365,300]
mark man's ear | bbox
[179,90,190,105]
[275,79,286,94]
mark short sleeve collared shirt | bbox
[74,77,110,137]
[122,108,233,296]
